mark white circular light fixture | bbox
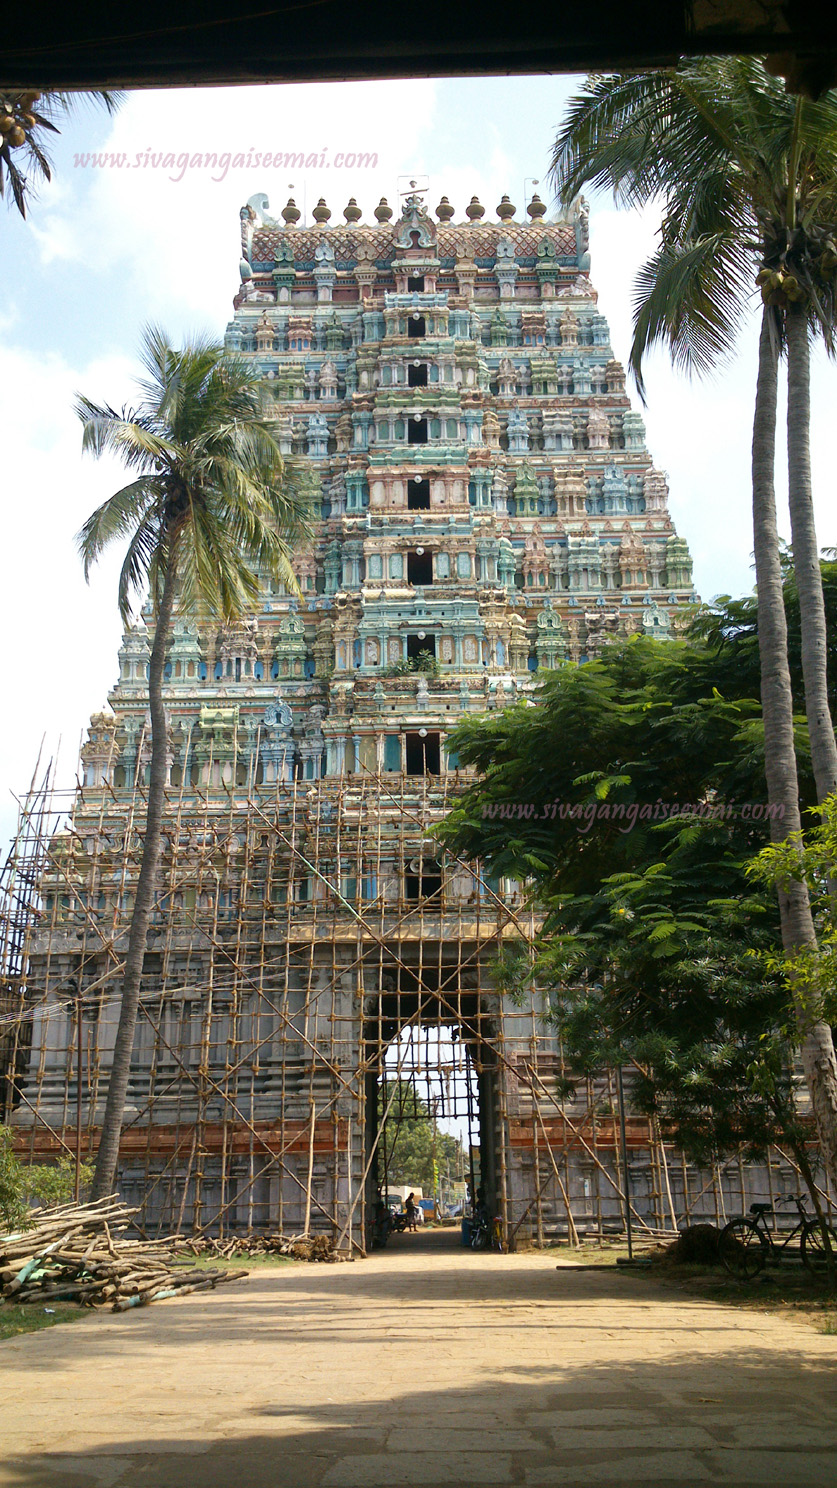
[418,728,428,738]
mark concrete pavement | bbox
[2,1228,836,1487]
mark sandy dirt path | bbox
[1,1229,836,1487]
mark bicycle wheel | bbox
[801,1220,837,1276]
[719,1219,768,1279]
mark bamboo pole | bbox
[303,1103,316,1238]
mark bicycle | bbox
[470,1211,506,1253]
[719,1195,837,1280]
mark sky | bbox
[1,73,835,857]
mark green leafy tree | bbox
[521,853,812,1181]
[439,631,809,894]
[551,59,837,1179]
[378,1082,463,1197]
[77,327,312,1200]
[0,89,120,217]
[752,793,837,1023]
[692,552,837,716]
[439,630,827,1194]
[0,1127,92,1231]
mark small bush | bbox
[0,1126,92,1231]
[382,651,439,679]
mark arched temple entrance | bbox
[362,958,504,1241]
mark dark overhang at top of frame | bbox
[3,1,837,91]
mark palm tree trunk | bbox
[91,551,177,1199]
[752,307,837,1188]
[785,299,837,805]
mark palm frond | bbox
[75,397,179,469]
[117,516,161,624]
[76,478,161,579]
[552,57,837,388]
[630,232,755,398]
[79,325,314,630]
[1,90,124,218]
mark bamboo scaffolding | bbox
[1,754,822,1250]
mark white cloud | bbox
[36,80,439,330]
[0,347,135,849]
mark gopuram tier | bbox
[212,186,694,774]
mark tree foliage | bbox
[692,552,837,716]
[439,629,814,896]
[438,611,823,1169]
[550,60,837,396]
[77,325,311,627]
[752,793,837,1025]
[0,89,120,218]
[378,1081,463,1195]
[78,328,313,1200]
[0,1128,92,1231]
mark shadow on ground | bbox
[3,1341,837,1487]
[0,1258,810,1365]
[3,1244,837,1488]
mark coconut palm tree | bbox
[553,60,837,802]
[0,89,120,217]
[77,327,312,1199]
[550,59,837,1183]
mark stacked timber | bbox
[177,1232,346,1262]
[0,1197,247,1310]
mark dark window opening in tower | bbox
[407,549,433,586]
[405,730,441,777]
[408,362,428,387]
[404,869,442,900]
[408,275,425,291]
[408,417,428,444]
[408,315,426,338]
[408,478,430,510]
[406,634,436,662]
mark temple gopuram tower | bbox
[6,188,711,1248]
[228,185,693,724]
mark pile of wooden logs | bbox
[0,1197,247,1311]
[178,1232,345,1262]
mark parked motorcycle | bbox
[471,1199,508,1251]
[470,1210,491,1250]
